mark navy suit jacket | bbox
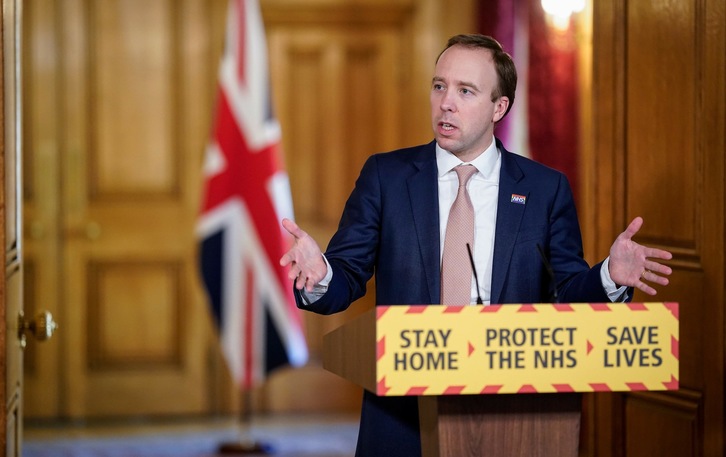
[297,140,612,456]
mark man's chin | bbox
[435,137,460,153]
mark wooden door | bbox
[57,0,215,418]
[22,0,227,419]
[583,0,726,455]
[2,0,24,454]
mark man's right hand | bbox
[280,218,327,292]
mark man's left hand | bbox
[609,216,673,296]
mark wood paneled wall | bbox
[261,0,478,414]
[584,0,725,455]
[20,0,478,420]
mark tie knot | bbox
[455,165,477,187]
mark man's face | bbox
[430,45,509,162]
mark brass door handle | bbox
[18,310,58,348]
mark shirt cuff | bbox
[299,255,333,305]
[600,256,628,302]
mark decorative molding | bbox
[85,0,182,202]
[626,389,701,414]
[86,259,184,371]
[262,1,414,26]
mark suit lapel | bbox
[407,143,440,304]
[491,146,527,304]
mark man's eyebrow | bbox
[458,80,481,91]
[431,76,480,92]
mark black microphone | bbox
[536,244,559,303]
[466,243,484,305]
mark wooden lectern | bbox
[417,392,580,456]
[323,303,679,457]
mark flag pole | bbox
[218,389,274,454]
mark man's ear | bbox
[493,96,510,123]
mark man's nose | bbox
[439,92,456,112]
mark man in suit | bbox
[280,34,672,457]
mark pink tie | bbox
[441,165,477,305]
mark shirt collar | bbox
[435,138,500,179]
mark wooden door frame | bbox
[1,0,24,454]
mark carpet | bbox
[23,416,358,457]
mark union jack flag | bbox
[197,0,308,389]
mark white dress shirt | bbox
[436,140,499,304]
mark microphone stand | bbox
[536,244,559,303]
[466,243,484,305]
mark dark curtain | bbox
[478,0,581,199]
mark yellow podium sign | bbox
[375,303,679,396]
